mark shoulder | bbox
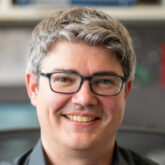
[118,146,159,165]
[0,149,32,165]
[0,163,13,165]
[0,140,45,165]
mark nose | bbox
[71,81,98,106]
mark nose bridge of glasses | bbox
[81,75,91,80]
[80,75,93,85]
[78,75,93,91]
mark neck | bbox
[41,136,115,165]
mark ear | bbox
[25,72,38,106]
[124,80,133,101]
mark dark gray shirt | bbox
[0,140,158,165]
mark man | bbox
[1,7,158,165]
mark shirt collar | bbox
[28,139,47,165]
[28,140,128,165]
[112,142,128,165]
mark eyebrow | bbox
[93,71,120,76]
[50,68,78,74]
[49,68,120,76]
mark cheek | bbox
[100,95,126,121]
[40,93,71,114]
[36,92,72,137]
[36,86,71,124]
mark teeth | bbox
[66,115,96,122]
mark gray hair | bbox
[27,7,136,81]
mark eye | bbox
[53,76,74,83]
[100,79,113,84]
[94,79,115,85]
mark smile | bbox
[66,115,96,123]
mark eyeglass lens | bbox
[49,72,123,95]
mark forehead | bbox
[42,41,123,76]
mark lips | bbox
[65,115,98,123]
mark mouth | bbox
[65,115,98,123]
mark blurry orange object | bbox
[161,43,165,90]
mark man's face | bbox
[26,41,132,151]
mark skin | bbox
[26,41,132,165]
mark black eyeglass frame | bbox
[40,72,127,96]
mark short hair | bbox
[27,7,136,81]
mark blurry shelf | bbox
[0,103,39,130]
[102,5,165,22]
[0,0,165,24]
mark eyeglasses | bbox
[40,72,127,96]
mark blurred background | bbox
[0,0,165,164]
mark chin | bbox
[64,133,101,151]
